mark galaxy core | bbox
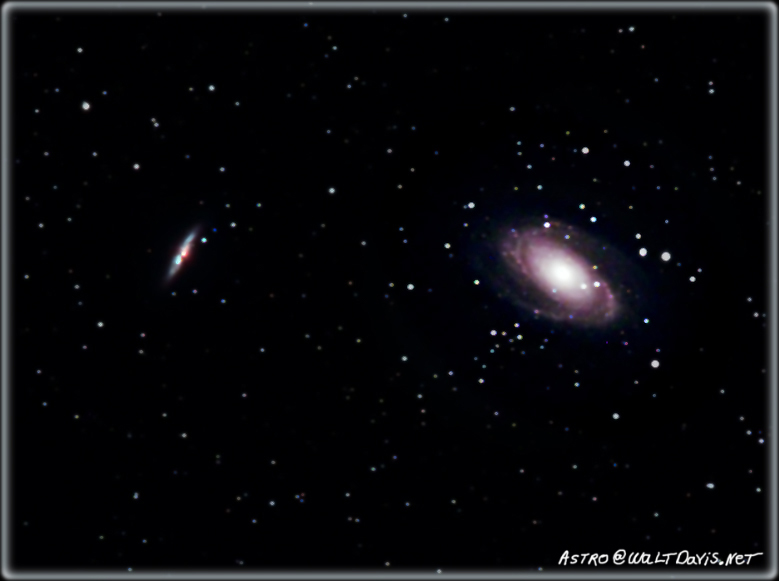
[497,220,619,325]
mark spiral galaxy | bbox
[495,220,620,325]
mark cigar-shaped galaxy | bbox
[494,220,620,325]
[164,227,201,284]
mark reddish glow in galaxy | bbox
[497,220,619,325]
[166,228,199,282]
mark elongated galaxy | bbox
[496,220,619,325]
[167,229,198,281]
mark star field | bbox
[6,3,773,576]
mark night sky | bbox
[7,3,773,575]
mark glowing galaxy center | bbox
[551,263,573,283]
[493,219,620,325]
[539,255,588,291]
[167,229,198,281]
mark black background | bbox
[8,4,771,573]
